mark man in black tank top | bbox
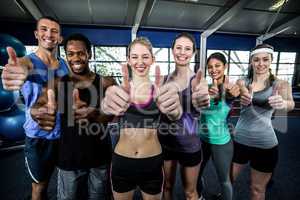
[31,33,115,199]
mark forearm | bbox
[283,99,295,112]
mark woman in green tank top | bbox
[197,53,240,200]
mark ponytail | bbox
[269,68,276,86]
[247,65,254,83]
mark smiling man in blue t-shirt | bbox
[1,16,68,200]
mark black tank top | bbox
[119,85,160,129]
[58,74,112,170]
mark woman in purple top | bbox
[159,32,209,200]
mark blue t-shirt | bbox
[21,53,69,140]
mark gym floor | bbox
[0,116,300,200]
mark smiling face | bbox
[127,43,154,77]
[34,18,62,51]
[172,36,194,67]
[251,52,272,75]
[207,58,227,81]
[66,40,91,75]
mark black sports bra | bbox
[119,85,160,129]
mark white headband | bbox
[250,48,274,56]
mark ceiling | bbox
[1,0,300,38]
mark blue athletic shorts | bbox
[24,136,58,183]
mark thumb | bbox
[72,88,81,106]
[47,89,56,113]
[236,79,245,88]
[212,78,218,88]
[121,64,130,93]
[192,70,202,91]
[237,79,248,94]
[224,76,229,87]
[154,65,161,89]
[6,47,17,65]
[272,84,280,96]
[154,65,161,98]
[248,84,253,97]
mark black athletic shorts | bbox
[162,148,202,167]
[111,152,164,195]
[232,141,278,173]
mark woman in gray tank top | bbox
[231,44,295,200]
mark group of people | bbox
[1,16,295,200]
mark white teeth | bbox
[73,64,81,69]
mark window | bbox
[25,46,38,55]
[153,48,170,76]
[95,47,126,62]
[272,52,279,64]
[277,52,296,84]
[229,63,248,76]
[93,46,126,77]
[228,50,250,80]
[57,43,297,86]
[59,46,66,59]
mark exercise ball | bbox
[0,79,20,112]
[0,34,26,66]
[0,104,25,141]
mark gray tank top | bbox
[234,80,278,149]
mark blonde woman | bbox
[101,37,182,200]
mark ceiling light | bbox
[177,0,199,2]
[269,0,288,11]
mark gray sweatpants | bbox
[198,140,233,200]
[57,165,110,200]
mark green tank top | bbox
[198,98,231,145]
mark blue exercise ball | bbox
[0,104,25,141]
[0,34,26,66]
[0,79,20,112]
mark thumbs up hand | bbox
[224,76,240,97]
[153,65,162,98]
[30,88,57,131]
[191,70,210,109]
[1,47,29,90]
[155,65,182,120]
[101,64,130,116]
[268,84,285,109]
[209,78,219,99]
[121,63,131,93]
[72,88,97,122]
[237,79,253,106]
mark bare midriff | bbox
[114,128,161,158]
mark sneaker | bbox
[211,193,222,200]
[199,196,205,200]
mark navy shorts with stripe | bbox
[24,136,58,183]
